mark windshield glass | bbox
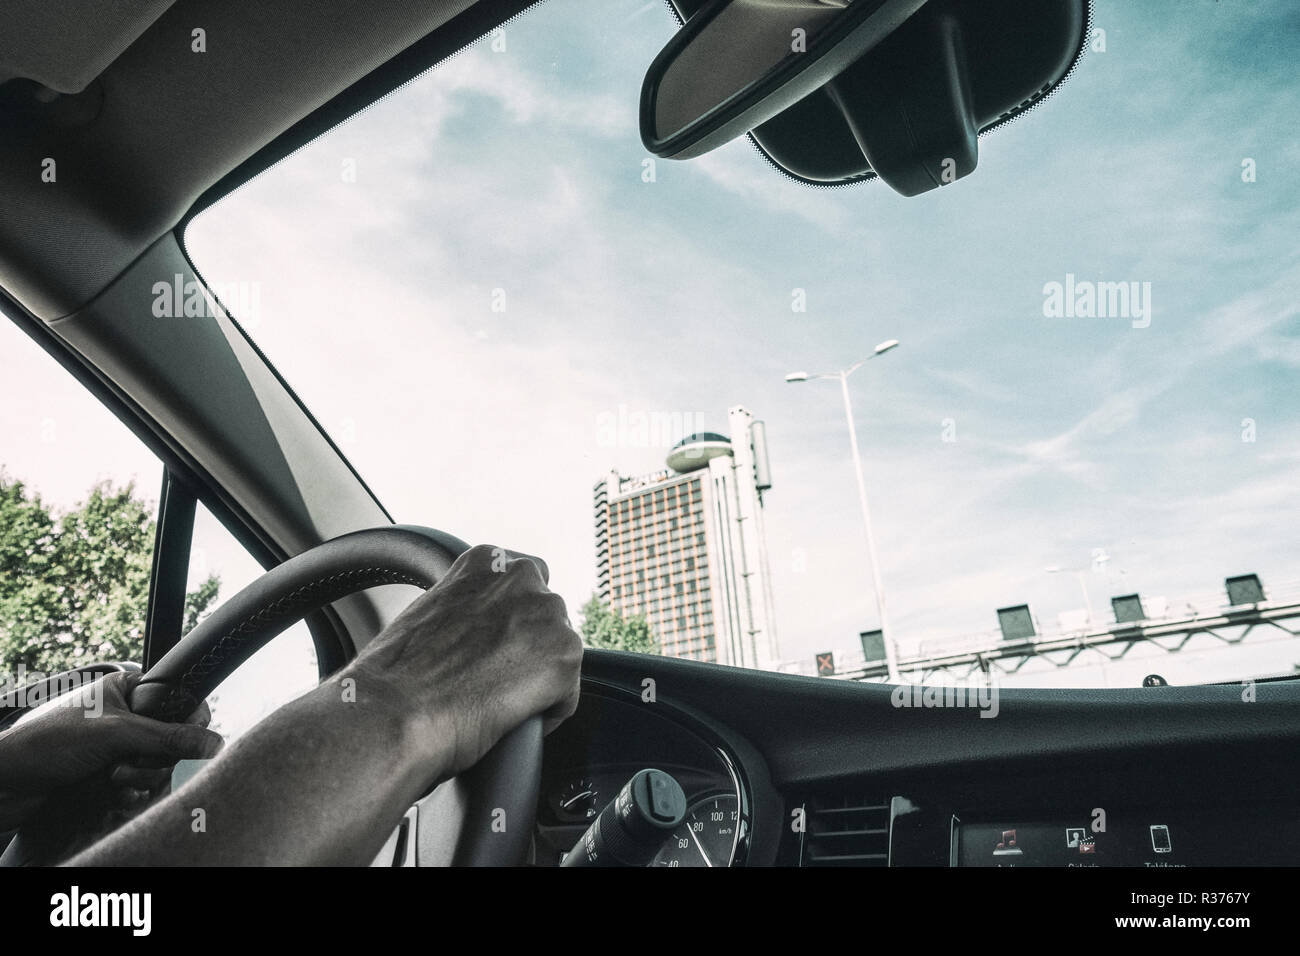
[184,0,1300,689]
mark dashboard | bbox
[548,660,1300,868]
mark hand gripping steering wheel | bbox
[7,525,543,867]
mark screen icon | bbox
[1150,824,1172,853]
[1065,828,1086,848]
[993,829,1022,857]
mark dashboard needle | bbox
[688,821,713,867]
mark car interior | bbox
[1,0,1297,871]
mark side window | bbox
[2,318,317,746]
[0,320,163,677]
[187,505,320,741]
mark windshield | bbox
[184,0,1300,689]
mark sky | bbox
[5,0,1299,689]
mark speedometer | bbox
[652,794,740,867]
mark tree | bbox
[579,594,658,655]
[0,472,221,675]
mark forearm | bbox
[68,669,448,866]
[0,776,44,831]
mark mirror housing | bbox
[644,0,1090,196]
[642,0,931,161]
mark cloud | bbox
[172,0,1300,682]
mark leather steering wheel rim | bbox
[12,524,543,867]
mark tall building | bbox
[594,406,780,668]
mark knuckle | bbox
[535,590,567,617]
[455,543,500,574]
[464,543,498,562]
[509,587,562,623]
[561,626,584,659]
[552,632,584,679]
[504,557,543,585]
[454,544,494,577]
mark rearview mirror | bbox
[642,0,1090,196]
[642,0,930,161]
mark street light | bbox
[1045,564,1096,627]
[786,339,902,682]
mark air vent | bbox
[802,794,891,867]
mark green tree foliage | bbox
[578,594,658,655]
[0,473,221,674]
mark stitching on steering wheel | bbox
[153,567,425,721]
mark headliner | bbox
[0,0,537,320]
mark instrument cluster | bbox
[534,684,748,867]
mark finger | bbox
[461,544,550,585]
[507,551,549,585]
[109,763,174,789]
[184,699,213,728]
[512,593,570,635]
[110,715,225,762]
[106,670,144,693]
[97,670,143,708]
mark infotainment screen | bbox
[953,810,1300,867]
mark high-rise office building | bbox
[593,406,779,669]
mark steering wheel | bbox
[3,525,543,867]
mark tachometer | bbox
[652,794,739,867]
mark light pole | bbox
[1044,564,1095,627]
[786,339,902,682]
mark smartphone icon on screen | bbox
[1150,825,1172,853]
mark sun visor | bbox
[0,0,178,94]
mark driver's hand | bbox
[0,671,223,828]
[345,544,583,780]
